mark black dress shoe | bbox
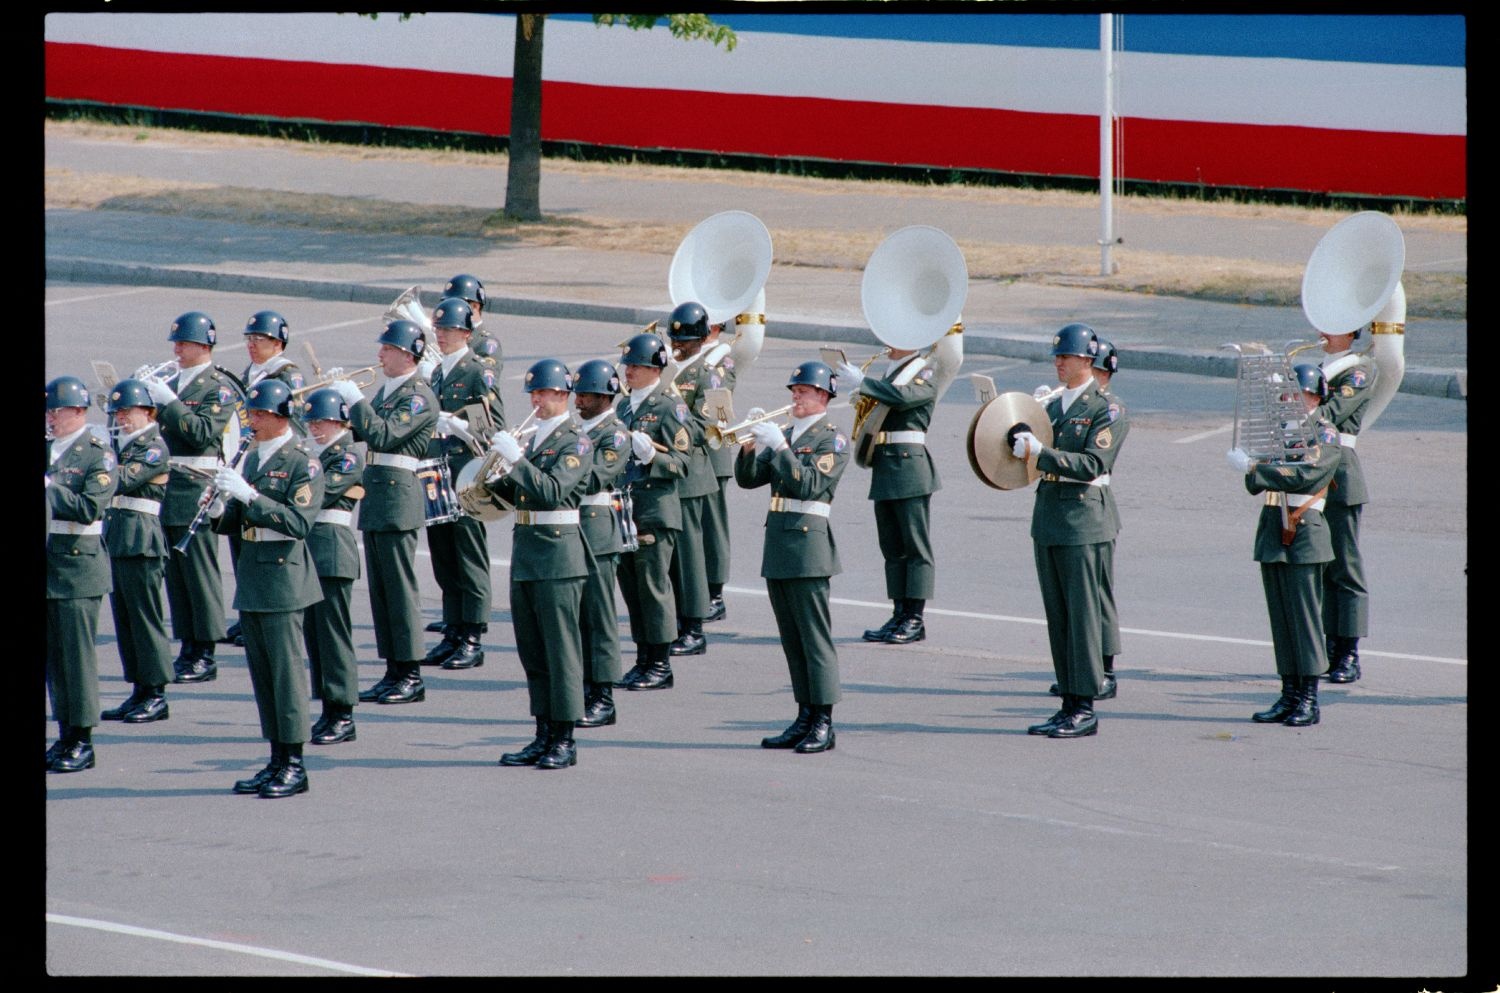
[440,637,485,670]
[377,672,425,705]
[311,715,356,745]
[1093,675,1118,701]
[613,663,647,689]
[220,620,242,645]
[122,692,169,724]
[885,615,926,645]
[1252,678,1299,723]
[1028,707,1070,735]
[669,622,706,657]
[1326,637,1361,684]
[863,613,902,642]
[1284,676,1320,727]
[46,730,72,770]
[358,671,399,702]
[49,739,96,773]
[174,658,218,684]
[102,686,149,721]
[259,750,309,798]
[421,637,460,667]
[172,642,196,676]
[577,685,616,728]
[233,746,284,794]
[761,706,814,749]
[1048,698,1099,738]
[623,660,674,691]
[424,620,448,634]
[536,723,577,769]
[1048,682,1062,697]
[310,710,332,738]
[704,596,727,623]
[500,719,551,766]
[794,706,836,753]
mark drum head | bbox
[966,392,1054,490]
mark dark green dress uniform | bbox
[856,354,941,638]
[102,424,174,714]
[578,412,630,693]
[471,317,503,374]
[1317,351,1376,669]
[1030,382,1125,701]
[424,348,505,661]
[615,385,695,663]
[734,417,851,711]
[242,358,306,431]
[696,343,739,616]
[668,352,728,643]
[213,433,325,746]
[159,364,239,657]
[1097,388,1130,665]
[348,373,439,694]
[47,430,118,745]
[303,433,365,719]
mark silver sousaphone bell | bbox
[668,210,773,374]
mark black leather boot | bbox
[614,645,649,688]
[50,727,96,773]
[175,642,218,683]
[670,618,707,656]
[577,683,617,728]
[794,705,836,753]
[234,743,284,794]
[1029,702,1071,735]
[1048,695,1098,738]
[421,630,461,667]
[311,705,356,745]
[260,743,309,797]
[172,641,195,678]
[500,718,552,766]
[1095,656,1118,701]
[624,646,674,690]
[102,684,149,721]
[358,664,400,703]
[441,625,485,670]
[123,685,169,723]
[377,664,425,704]
[885,600,926,645]
[863,602,904,642]
[46,726,73,770]
[761,705,814,749]
[1285,675,1320,727]
[1252,677,1300,723]
[705,585,727,623]
[536,722,577,769]
[1327,637,1361,684]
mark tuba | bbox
[384,285,433,332]
[850,226,969,467]
[1300,211,1407,429]
[669,211,772,373]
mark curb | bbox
[49,257,1467,401]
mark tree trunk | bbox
[504,13,545,221]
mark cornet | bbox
[706,404,792,449]
[291,365,380,399]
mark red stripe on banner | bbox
[46,43,1465,200]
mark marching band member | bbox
[486,359,591,769]
[1010,324,1124,739]
[1229,364,1342,727]
[420,297,505,671]
[210,379,325,797]
[100,379,174,725]
[333,319,439,706]
[734,361,850,754]
[46,376,118,773]
[698,318,740,623]
[442,273,502,372]
[301,388,366,746]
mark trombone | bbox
[290,365,380,399]
[706,404,792,449]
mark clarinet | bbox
[172,444,249,555]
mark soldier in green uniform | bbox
[442,273,502,373]
[665,301,724,657]
[838,347,941,645]
[485,359,591,769]
[300,388,366,746]
[1316,327,1376,683]
[734,360,850,754]
[420,297,505,671]
[698,319,742,623]
[209,379,325,797]
[332,319,440,706]
[1229,364,1342,727]
[46,376,118,773]
[613,333,695,691]
[1010,324,1125,739]
[100,379,174,724]
[145,312,240,684]
[571,359,630,728]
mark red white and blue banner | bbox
[44,12,1466,200]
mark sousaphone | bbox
[669,211,772,373]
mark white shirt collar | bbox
[176,361,211,386]
[628,379,659,412]
[1059,379,1091,413]
[440,347,470,376]
[580,409,615,433]
[117,423,157,448]
[381,369,417,394]
[789,412,823,444]
[254,426,295,461]
[49,425,89,462]
[530,412,571,451]
[309,428,350,456]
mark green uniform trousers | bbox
[1261,562,1330,678]
[581,552,623,684]
[874,495,935,600]
[767,577,841,706]
[1033,541,1107,697]
[512,576,586,721]
[241,609,311,744]
[108,556,174,687]
[619,530,678,647]
[1100,540,1121,658]
[305,575,358,708]
[670,494,712,618]
[426,515,492,625]
[46,596,102,729]
[702,477,731,586]
[163,524,226,642]
[363,529,424,663]
[1322,503,1369,639]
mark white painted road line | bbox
[1176,423,1234,444]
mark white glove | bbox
[145,379,177,405]
[435,411,462,436]
[489,431,523,465]
[417,350,440,381]
[1032,384,1055,402]
[838,362,865,390]
[44,473,51,490]
[332,379,364,405]
[1011,431,1041,460]
[1226,448,1252,473]
[214,465,257,503]
[630,431,657,464]
[750,421,786,452]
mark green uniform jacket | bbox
[158,365,241,525]
[1245,414,1342,565]
[1096,388,1131,533]
[427,349,506,474]
[615,384,694,531]
[1032,383,1125,547]
[734,417,850,579]
[580,413,630,557]
[104,426,170,559]
[698,342,741,478]
[47,432,118,599]
[212,436,325,611]
[471,318,503,374]
[487,420,591,582]
[672,351,733,498]
[1317,352,1375,507]
[349,375,439,532]
[308,433,364,581]
[242,357,307,435]
[857,354,941,501]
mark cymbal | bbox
[966,391,1054,490]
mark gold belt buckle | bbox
[1264,492,1284,507]
[242,526,258,542]
[515,511,533,525]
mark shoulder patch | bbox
[564,454,581,470]
[338,452,358,473]
[1350,369,1368,388]
[288,372,305,390]
[1107,403,1121,423]
[1319,424,1339,445]
[144,447,162,465]
[709,373,723,389]
[612,430,628,449]
[833,432,847,452]
[576,435,593,456]
[482,369,497,389]
[307,458,321,479]
[723,357,735,370]
[218,387,236,404]
[674,402,690,424]
[409,394,426,415]
[100,451,116,471]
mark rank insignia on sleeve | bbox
[1341,385,1355,397]
[1096,428,1113,449]
[674,427,690,451]
[564,454,581,469]
[816,453,836,474]
[294,484,313,507]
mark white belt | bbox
[769,497,832,517]
[515,509,580,526]
[315,509,354,527]
[367,452,422,471]
[875,431,926,445]
[579,492,614,506]
[170,455,219,470]
[49,520,104,536]
[1338,433,1358,448]
[1265,492,1326,512]
[1041,473,1111,487]
[110,496,161,515]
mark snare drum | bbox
[416,457,463,525]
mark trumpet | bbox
[291,365,380,399]
[706,404,792,449]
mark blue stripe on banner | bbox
[550,12,1464,68]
